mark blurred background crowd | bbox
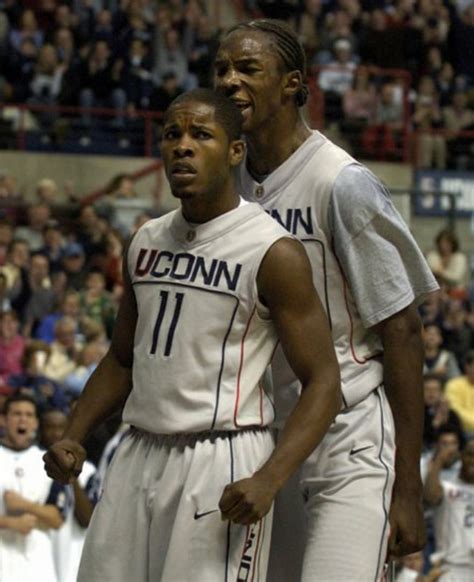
[0,1,473,582]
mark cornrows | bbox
[226,18,309,107]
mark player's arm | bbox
[219,238,341,525]
[423,449,449,507]
[373,304,426,556]
[3,490,63,529]
[43,246,137,484]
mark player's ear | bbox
[228,139,245,167]
[283,70,303,100]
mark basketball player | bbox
[214,19,439,581]
[424,438,474,581]
[43,89,341,582]
[40,409,96,582]
[0,394,65,582]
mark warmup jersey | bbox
[123,201,290,433]
[237,131,436,408]
[433,478,474,567]
[0,444,65,582]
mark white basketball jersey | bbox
[123,201,290,433]
[0,444,58,582]
[237,131,383,407]
[433,478,474,567]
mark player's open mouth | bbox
[232,100,251,113]
[17,428,27,434]
[171,163,197,176]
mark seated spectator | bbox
[5,37,38,102]
[289,0,322,62]
[61,242,87,291]
[0,310,25,385]
[35,177,59,204]
[0,272,11,312]
[149,70,184,117]
[445,351,474,435]
[122,38,153,111]
[153,27,197,91]
[63,341,106,398]
[22,252,55,337]
[186,14,220,88]
[424,438,474,582]
[42,316,80,383]
[27,43,65,133]
[7,341,68,414]
[413,75,446,169]
[443,91,474,170]
[423,323,461,381]
[79,269,116,339]
[35,289,82,345]
[426,229,469,298]
[8,8,44,53]
[434,62,456,108]
[0,238,30,306]
[318,38,357,122]
[40,220,65,273]
[421,424,464,483]
[442,298,473,369]
[423,374,462,450]
[361,81,404,160]
[341,68,376,156]
[78,40,127,129]
[15,203,52,252]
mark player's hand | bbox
[4,490,29,513]
[218,473,277,525]
[388,483,426,558]
[43,439,87,484]
[12,513,38,535]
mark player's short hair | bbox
[4,393,39,417]
[225,18,309,107]
[164,88,243,142]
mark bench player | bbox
[43,88,341,582]
[214,19,439,581]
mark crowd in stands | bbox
[0,1,472,164]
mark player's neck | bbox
[181,190,240,224]
[245,114,311,177]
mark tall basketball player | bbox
[214,19,439,582]
[43,89,341,582]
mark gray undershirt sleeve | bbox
[328,164,438,328]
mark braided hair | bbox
[225,19,309,107]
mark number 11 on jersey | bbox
[150,290,185,356]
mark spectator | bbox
[442,298,473,369]
[186,14,220,88]
[40,220,65,273]
[22,252,55,337]
[413,75,446,169]
[0,272,11,312]
[15,203,52,251]
[122,38,153,111]
[426,229,469,297]
[423,323,461,381]
[0,239,30,305]
[443,91,474,170]
[424,438,474,582]
[8,8,44,52]
[0,310,25,385]
[445,351,474,435]
[289,0,322,62]
[0,394,65,582]
[60,242,87,291]
[42,316,80,383]
[64,341,106,398]
[35,289,82,345]
[148,70,184,116]
[318,38,357,121]
[5,37,38,102]
[7,341,68,414]
[0,219,14,266]
[79,269,116,339]
[421,425,463,483]
[153,27,197,90]
[361,81,404,160]
[423,374,462,450]
[341,67,377,156]
[78,40,127,129]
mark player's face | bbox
[214,30,287,133]
[460,441,474,483]
[41,411,67,448]
[4,401,39,450]
[161,101,240,202]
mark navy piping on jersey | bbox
[132,280,240,431]
[374,387,391,582]
[225,434,235,582]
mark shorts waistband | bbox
[129,425,270,448]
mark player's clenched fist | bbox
[43,439,87,484]
[218,473,278,525]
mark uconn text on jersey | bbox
[134,248,243,291]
